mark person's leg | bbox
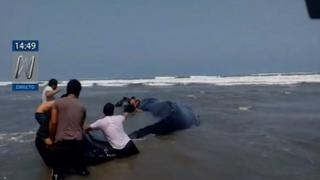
[50,142,67,179]
[51,141,87,176]
[112,140,139,158]
[70,141,89,176]
[35,113,50,139]
[35,137,53,167]
[119,140,139,158]
[127,140,139,155]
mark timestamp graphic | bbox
[12,40,39,51]
[12,40,39,91]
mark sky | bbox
[0,0,319,81]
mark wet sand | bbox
[0,84,320,180]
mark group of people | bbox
[35,78,200,180]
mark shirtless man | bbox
[35,101,55,167]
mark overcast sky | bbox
[0,0,319,81]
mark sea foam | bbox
[1,73,320,87]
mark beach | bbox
[0,83,320,180]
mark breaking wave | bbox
[1,72,320,87]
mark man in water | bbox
[115,96,140,113]
[42,79,61,103]
[85,103,139,158]
[35,101,55,167]
[119,97,200,139]
[49,79,88,180]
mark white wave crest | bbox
[0,131,35,144]
[0,82,11,86]
[154,76,177,80]
[238,106,252,111]
[1,73,320,87]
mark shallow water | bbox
[1,84,320,180]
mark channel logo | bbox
[12,40,39,91]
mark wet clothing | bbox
[52,96,87,174]
[42,86,54,103]
[83,133,116,165]
[52,140,87,174]
[109,140,139,158]
[90,115,130,149]
[35,113,50,140]
[54,96,86,142]
[35,113,53,167]
[129,98,200,139]
[35,137,54,167]
[89,115,139,159]
[84,133,138,162]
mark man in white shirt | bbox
[42,79,60,103]
[85,103,139,158]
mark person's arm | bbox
[84,119,101,133]
[45,88,60,99]
[123,113,128,120]
[81,108,86,127]
[123,108,143,120]
[49,102,58,142]
[84,126,93,133]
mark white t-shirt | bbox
[42,86,54,103]
[90,115,130,150]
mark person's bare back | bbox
[36,101,55,113]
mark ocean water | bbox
[0,74,320,180]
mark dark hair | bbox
[103,103,114,116]
[48,79,58,87]
[60,94,68,98]
[66,79,82,98]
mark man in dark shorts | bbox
[35,101,55,167]
[49,79,88,180]
[85,103,139,158]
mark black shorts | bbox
[111,140,139,158]
[35,137,54,167]
[52,140,87,174]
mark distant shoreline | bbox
[1,72,320,87]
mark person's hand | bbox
[55,87,61,93]
[44,138,53,145]
[84,127,92,134]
